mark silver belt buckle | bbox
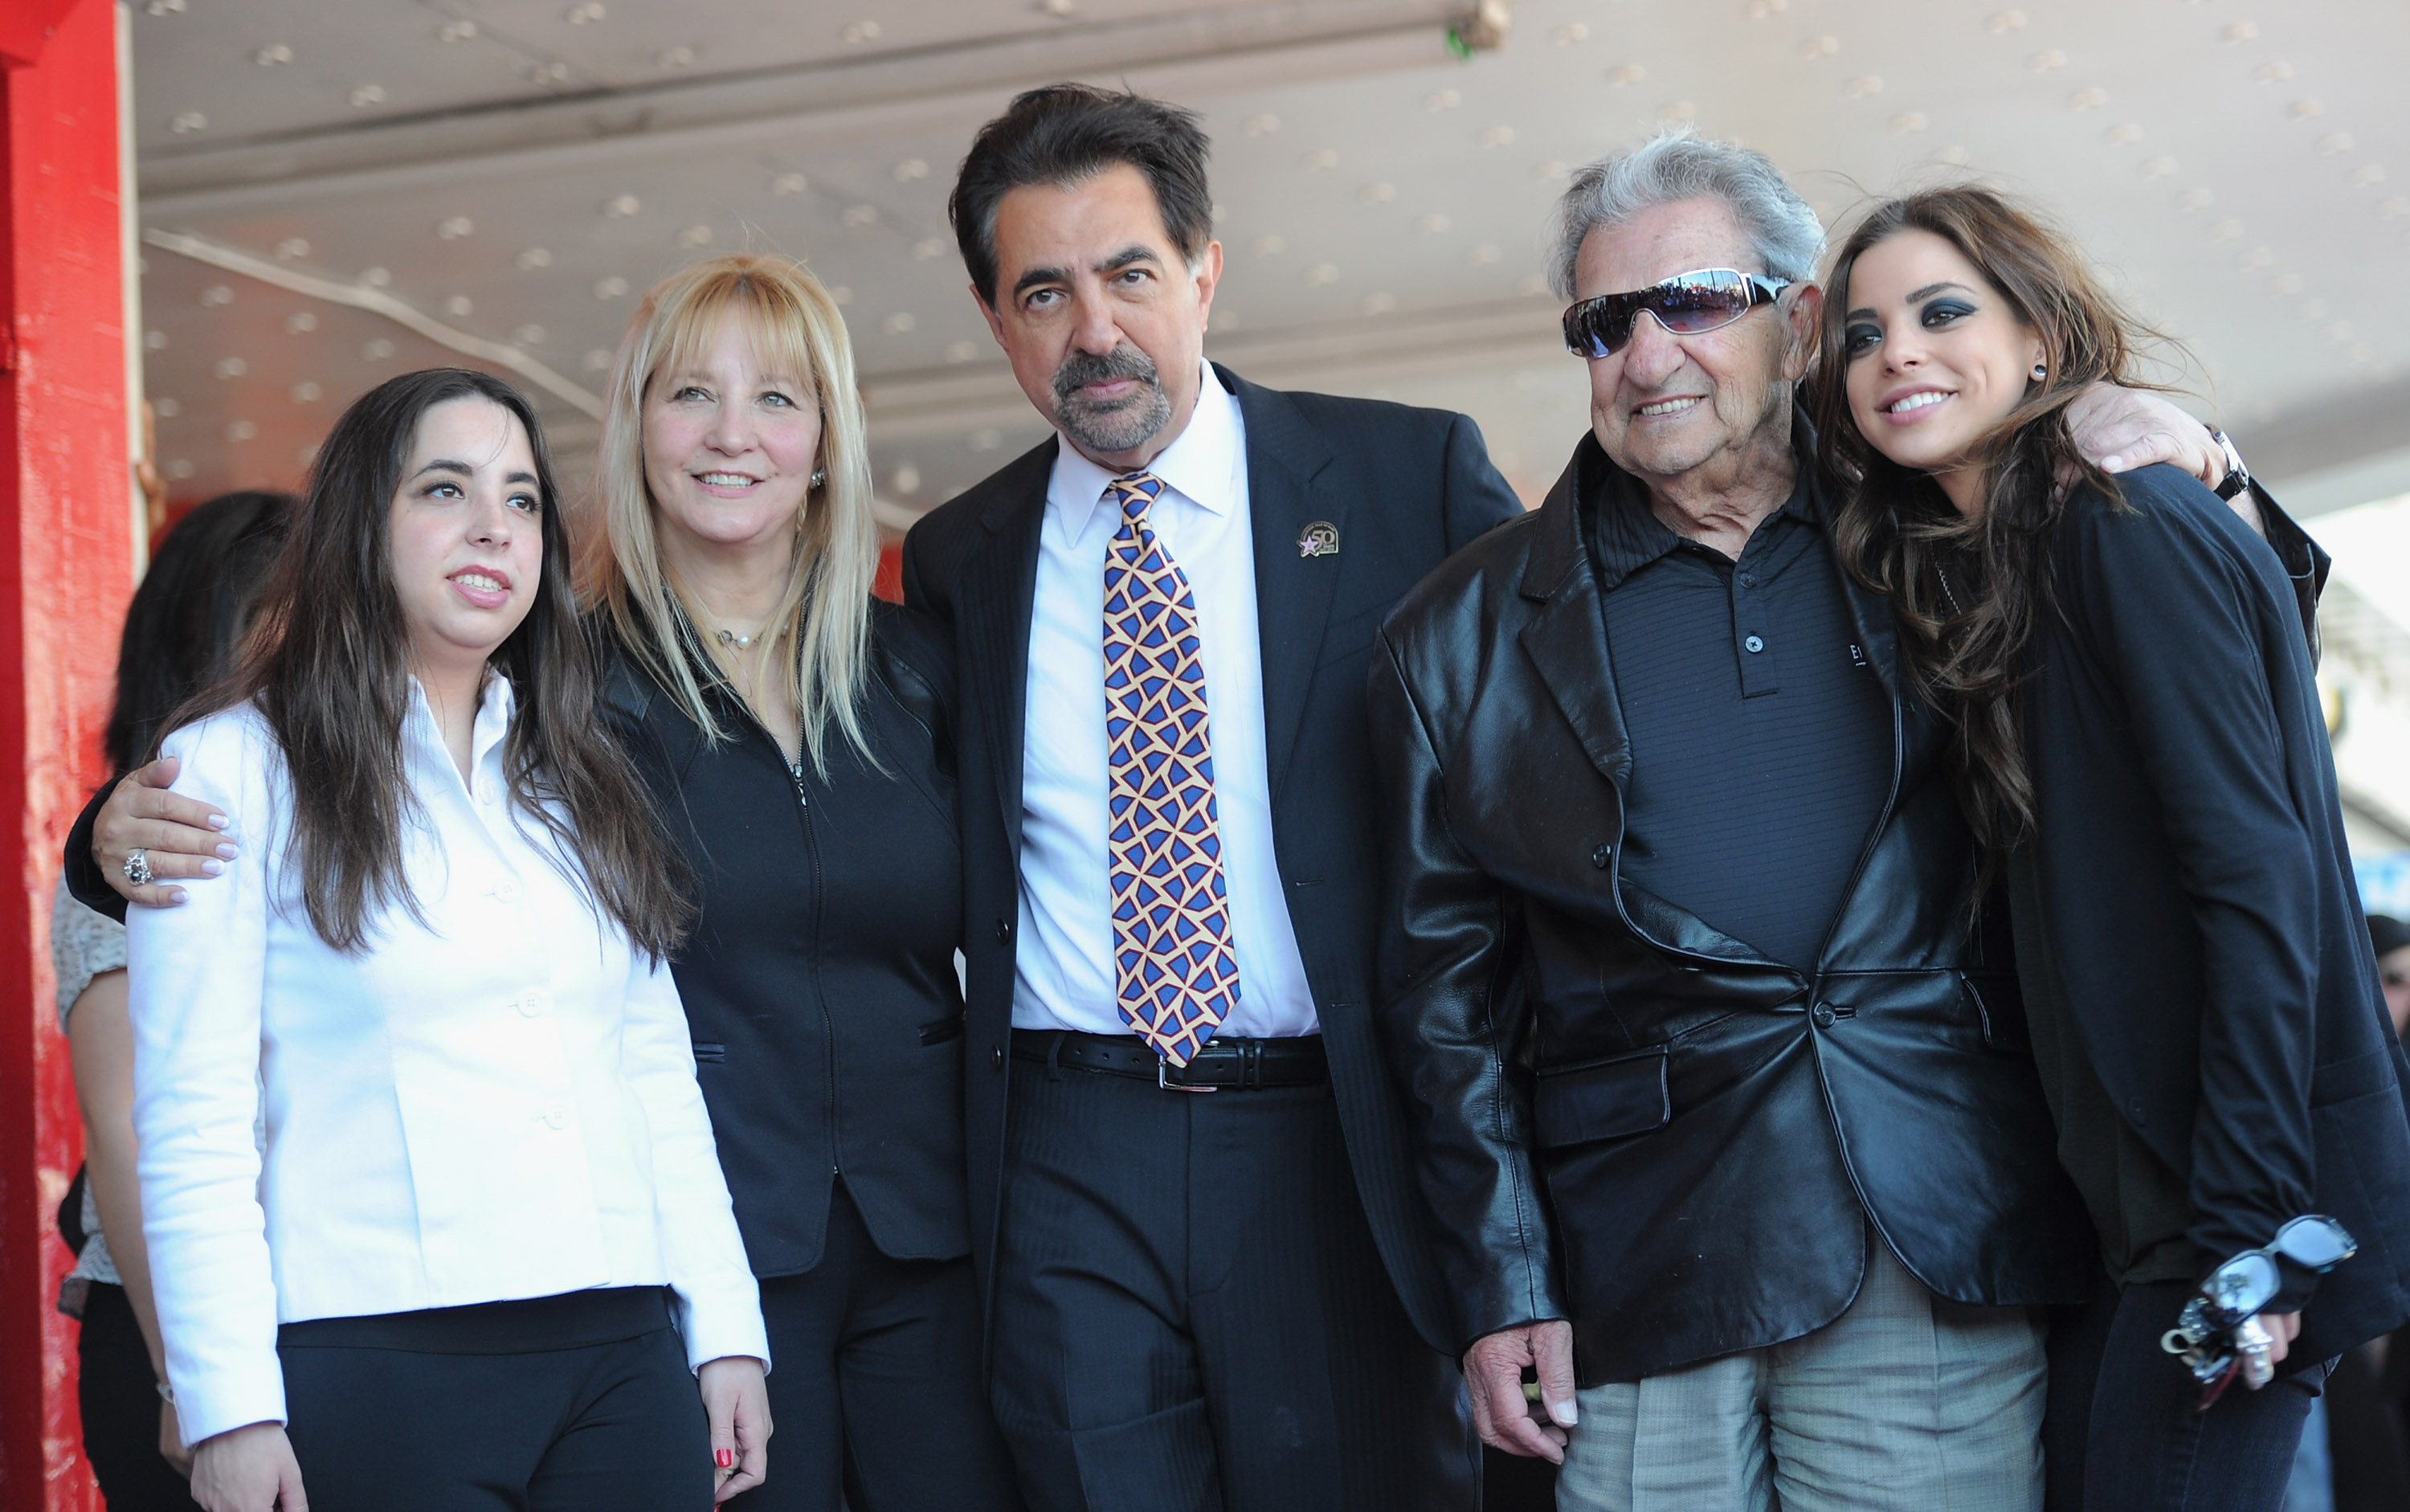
[1158,1057,1217,1093]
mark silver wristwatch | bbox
[2210,429,2253,501]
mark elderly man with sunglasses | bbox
[1365,131,2320,1511]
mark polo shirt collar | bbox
[1048,360,1242,549]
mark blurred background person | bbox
[122,369,767,1512]
[57,488,290,1511]
[2370,916,2410,1044]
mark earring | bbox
[2032,362,2048,381]
[809,467,827,490]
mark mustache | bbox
[1051,345,1160,407]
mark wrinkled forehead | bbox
[1574,196,1755,300]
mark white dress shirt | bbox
[1015,363,1318,1040]
[129,676,766,1449]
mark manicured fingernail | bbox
[716,1449,733,1469]
[200,860,223,877]
[165,889,187,905]
[214,843,238,860]
[1550,1401,1579,1427]
[207,814,229,830]
[2102,454,2125,471]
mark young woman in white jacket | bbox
[127,367,770,1512]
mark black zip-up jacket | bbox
[596,601,972,1277]
[1366,434,2095,1385]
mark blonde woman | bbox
[80,259,1020,1510]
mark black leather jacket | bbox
[1366,435,2093,1385]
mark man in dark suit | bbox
[901,84,1519,1512]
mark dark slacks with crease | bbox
[988,1050,1477,1512]
[731,1181,1021,1512]
[278,1288,713,1512]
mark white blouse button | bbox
[541,1102,570,1130]
[517,989,550,1018]
[494,878,521,901]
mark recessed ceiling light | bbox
[2236,246,2275,268]
[1799,36,1840,60]
[2106,123,2143,145]
[1479,125,1514,149]
[1252,235,1285,255]
[147,0,186,14]
[1361,292,1397,315]
[2274,273,2305,294]
[2290,99,2325,118]
[945,341,978,363]
[1516,274,1549,296]
[349,84,386,107]
[659,46,697,68]
[1660,102,1696,122]
[913,238,947,259]
[1551,23,1588,45]
[2255,61,2292,83]
[583,349,614,371]
[2067,86,2106,110]
[1307,263,1340,286]
[2175,187,2214,210]
[438,20,477,42]
[2142,156,2179,178]
[145,330,170,350]
[594,276,630,299]
[445,296,474,316]
[2351,164,2388,187]
[254,44,293,67]
[165,459,195,480]
[1535,161,1571,183]
[363,338,396,360]
[1987,10,2028,32]
[841,20,881,43]
[1937,146,1972,166]
[2298,298,2329,320]
[882,313,917,334]
[829,286,852,304]
[438,217,474,240]
[1360,182,1395,204]
[273,238,310,259]
[1847,76,1884,97]
[679,224,714,248]
[285,313,317,334]
[291,381,321,402]
[1469,244,1500,265]
[2318,132,2355,153]
[299,443,320,466]
[1891,112,1930,134]
[170,111,207,133]
[226,421,257,443]
[565,2,606,23]
[605,194,642,218]
[516,247,553,270]
[892,465,921,492]
[2222,22,2259,43]
[2380,197,2410,219]
[525,62,571,86]
[1302,147,1340,169]
[969,429,1002,451]
[771,174,807,195]
[200,285,233,307]
[153,396,180,416]
[893,158,929,182]
[842,205,878,227]
[2030,49,2067,71]
[512,325,545,345]
[1607,63,1644,87]
[2210,219,2245,241]
[359,267,391,287]
[1245,113,1281,134]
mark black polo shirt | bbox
[1586,449,1893,970]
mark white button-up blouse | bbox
[129,676,766,1448]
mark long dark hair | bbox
[169,368,688,958]
[1817,186,2172,875]
[105,489,293,776]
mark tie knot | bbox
[1109,471,1166,521]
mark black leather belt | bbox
[1011,1028,1329,1092]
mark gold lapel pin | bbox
[1297,521,1340,558]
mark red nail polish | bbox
[717,1449,733,1469]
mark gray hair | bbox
[1546,129,1826,300]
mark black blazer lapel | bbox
[962,443,1052,859]
[1516,457,1633,787]
[1224,367,1345,800]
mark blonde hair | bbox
[586,254,880,773]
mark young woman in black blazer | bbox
[1817,186,2410,1510]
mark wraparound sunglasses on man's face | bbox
[1561,268,1794,359]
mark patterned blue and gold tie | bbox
[1101,472,1242,1065]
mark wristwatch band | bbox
[2211,429,2253,501]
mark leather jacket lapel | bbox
[1515,448,1632,787]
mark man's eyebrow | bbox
[1093,244,1158,274]
[1013,263,1070,299]
[1011,243,1163,299]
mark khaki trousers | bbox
[1557,1236,2046,1512]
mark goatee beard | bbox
[1051,345,1173,456]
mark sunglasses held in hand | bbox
[1560,268,1794,359]
[2160,1215,2356,1411]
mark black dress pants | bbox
[988,1052,1478,1512]
[76,1281,204,1511]
[278,1287,713,1512]
[730,1181,1020,1512]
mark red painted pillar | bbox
[2,0,132,1507]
